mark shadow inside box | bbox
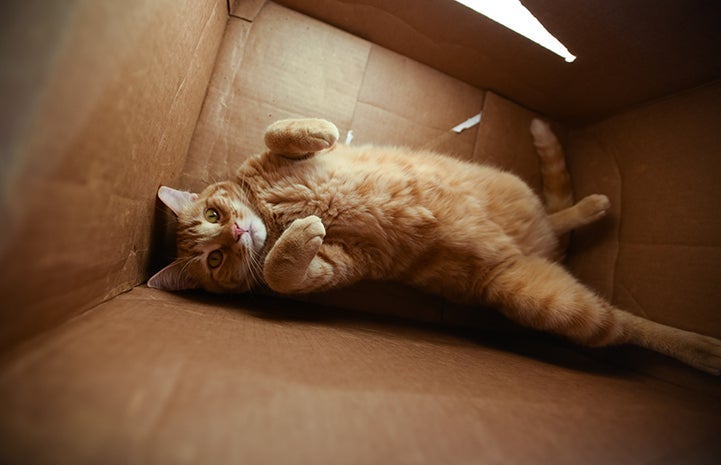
[168,285,632,379]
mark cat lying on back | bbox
[149,118,721,375]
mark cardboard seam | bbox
[229,14,256,22]
[337,2,476,57]
[229,0,267,21]
[289,1,430,48]
[606,134,623,307]
[345,40,374,141]
[155,0,226,186]
[355,46,485,134]
[229,8,370,131]
[619,242,721,249]
[616,282,650,319]
[467,111,481,159]
[185,16,255,188]
[142,0,227,283]
[467,91,487,161]
[0,284,137,364]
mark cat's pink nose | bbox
[231,222,247,241]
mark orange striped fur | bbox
[149,118,721,375]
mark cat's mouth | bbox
[243,219,267,252]
[232,218,267,252]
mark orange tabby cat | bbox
[149,118,721,375]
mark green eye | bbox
[204,208,220,223]
[207,250,223,269]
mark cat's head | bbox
[148,182,267,293]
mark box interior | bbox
[2,0,721,463]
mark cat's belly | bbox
[247,146,560,289]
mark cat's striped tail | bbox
[530,119,573,214]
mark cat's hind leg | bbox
[264,118,339,158]
[482,254,721,375]
[531,119,611,241]
[548,194,610,236]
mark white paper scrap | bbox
[344,130,354,144]
[451,113,482,133]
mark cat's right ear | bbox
[147,259,199,291]
[158,186,199,216]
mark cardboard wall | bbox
[0,0,228,352]
[181,1,491,193]
[3,285,721,465]
[567,82,721,340]
[563,82,721,393]
[274,0,721,122]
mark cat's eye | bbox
[207,250,223,269]
[204,208,220,223]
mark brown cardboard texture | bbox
[2,286,721,465]
[0,0,228,352]
[3,0,721,463]
[275,0,721,122]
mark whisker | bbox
[246,249,264,291]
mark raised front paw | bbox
[263,215,326,293]
[285,215,326,250]
[264,119,339,157]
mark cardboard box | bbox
[2,1,721,463]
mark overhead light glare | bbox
[453,0,577,63]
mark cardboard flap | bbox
[275,0,721,122]
[0,0,228,352]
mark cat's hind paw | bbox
[576,194,610,223]
[682,333,721,376]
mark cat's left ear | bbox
[158,186,199,216]
[147,259,199,291]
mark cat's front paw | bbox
[264,215,326,293]
[265,119,339,157]
[288,215,326,249]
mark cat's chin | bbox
[248,217,267,252]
